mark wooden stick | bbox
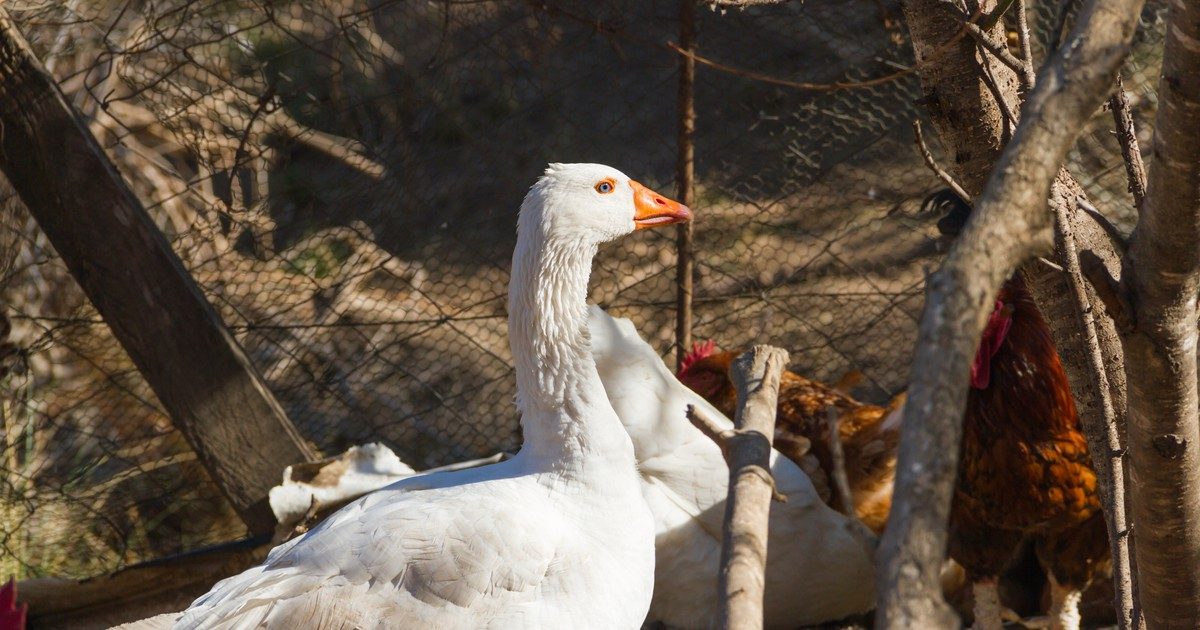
[718,345,788,630]
[824,407,856,518]
[1055,192,1136,629]
[1015,0,1037,88]
[962,20,1027,81]
[1108,75,1147,210]
[913,121,972,203]
[686,404,736,455]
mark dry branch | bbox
[1015,0,1035,86]
[687,404,737,456]
[913,121,971,203]
[720,345,788,630]
[706,0,787,6]
[876,0,1146,626]
[962,19,1028,83]
[1108,75,1147,210]
[1123,0,1200,623]
[824,408,856,516]
[1055,191,1135,629]
[22,535,272,627]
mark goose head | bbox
[525,163,691,243]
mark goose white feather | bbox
[129,163,690,630]
[587,307,878,628]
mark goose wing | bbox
[177,471,563,630]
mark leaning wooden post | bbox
[720,345,788,629]
[0,9,316,534]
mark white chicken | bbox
[245,309,878,629]
[588,306,877,628]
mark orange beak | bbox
[630,180,692,230]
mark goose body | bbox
[136,164,691,630]
[588,308,878,628]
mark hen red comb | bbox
[0,579,26,630]
[678,340,718,376]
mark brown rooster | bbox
[931,189,1109,630]
[677,342,904,534]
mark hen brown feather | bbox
[679,353,902,533]
[950,275,1106,594]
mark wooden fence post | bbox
[674,0,697,370]
[0,8,316,535]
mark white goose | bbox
[133,164,692,629]
[588,308,877,628]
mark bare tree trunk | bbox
[876,1,1146,626]
[1122,1,1200,623]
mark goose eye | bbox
[595,179,615,194]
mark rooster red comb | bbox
[0,579,26,630]
[678,340,718,376]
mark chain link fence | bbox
[0,0,1166,582]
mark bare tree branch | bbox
[962,19,1028,83]
[875,0,1147,626]
[1055,190,1136,630]
[687,404,736,456]
[706,0,788,7]
[719,345,788,630]
[1015,0,1036,87]
[1123,0,1200,623]
[1109,75,1147,210]
[824,407,877,545]
[913,120,971,202]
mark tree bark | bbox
[904,0,1131,461]
[876,0,1146,626]
[1054,190,1135,629]
[720,346,788,630]
[0,8,316,534]
[1122,1,1200,623]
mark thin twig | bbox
[1037,256,1064,272]
[1056,192,1135,630]
[665,41,914,92]
[687,404,736,454]
[962,20,1027,80]
[1015,0,1036,87]
[913,120,972,202]
[980,56,1020,130]
[824,407,877,546]
[1108,75,1147,210]
[825,407,856,517]
[707,0,785,6]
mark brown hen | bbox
[677,344,904,534]
[932,188,1109,630]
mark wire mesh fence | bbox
[0,0,1167,582]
